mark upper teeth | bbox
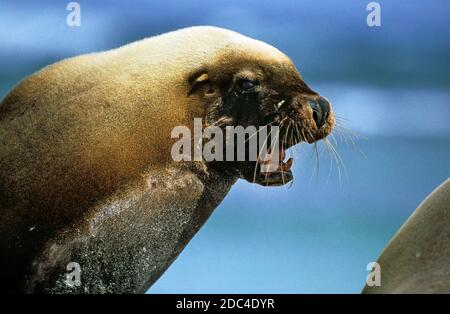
[276,100,285,109]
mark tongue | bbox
[258,148,293,172]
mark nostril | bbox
[318,96,331,123]
[312,110,319,125]
[308,99,323,128]
[308,96,331,128]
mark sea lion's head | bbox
[186,28,334,186]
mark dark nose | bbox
[308,96,331,129]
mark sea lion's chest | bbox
[25,165,237,293]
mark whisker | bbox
[326,137,347,186]
[244,121,277,143]
[323,140,335,187]
[253,126,273,184]
[333,125,367,159]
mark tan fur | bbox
[0,26,294,229]
[363,179,450,293]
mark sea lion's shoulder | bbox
[23,165,221,293]
[363,179,450,293]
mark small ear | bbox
[189,70,209,87]
[195,73,209,84]
[189,71,215,96]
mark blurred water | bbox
[0,0,449,293]
[150,137,450,293]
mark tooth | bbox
[285,158,293,171]
[280,148,285,161]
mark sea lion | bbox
[0,26,334,293]
[362,178,450,293]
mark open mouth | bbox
[256,147,294,186]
